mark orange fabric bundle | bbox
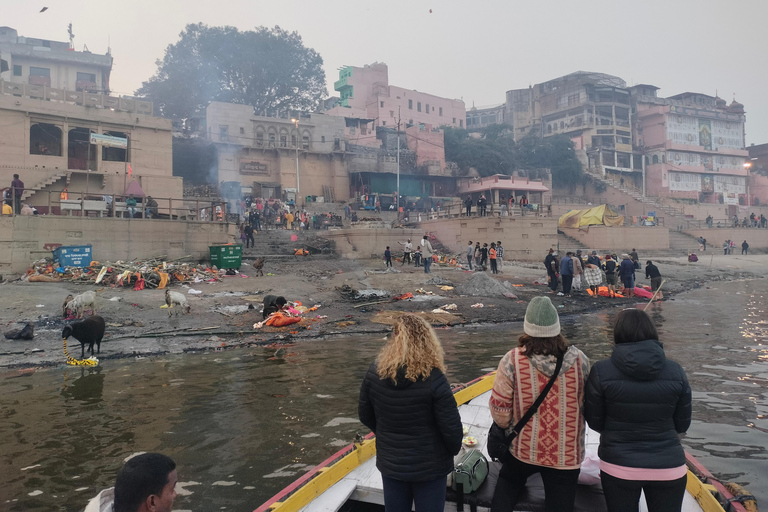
[394,292,414,301]
[265,312,302,327]
[157,272,169,289]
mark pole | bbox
[396,107,401,219]
[85,138,90,196]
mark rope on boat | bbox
[725,482,759,512]
[63,338,99,366]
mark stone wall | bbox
[318,228,424,259]
[684,228,768,251]
[0,216,237,275]
[560,226,669,252]
[419,216,558,261]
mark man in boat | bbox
[84,453,178,512]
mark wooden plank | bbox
[298,480,357,512]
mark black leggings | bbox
[600,472,687,512]
[491,456,580,512]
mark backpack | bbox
[451,448,489,495]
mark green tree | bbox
[136,24,326,122]
[443,124,516,177]
[515,134,583,190]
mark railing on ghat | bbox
[0,187,228,223]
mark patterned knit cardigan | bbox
[489,346,590,470]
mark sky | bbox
[3,0,768,144]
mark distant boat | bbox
[255,372,755,512]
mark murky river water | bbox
[1,279,766,511]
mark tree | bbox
[515,134,584,190]
[136,24,327,122]
[443,124,516,177]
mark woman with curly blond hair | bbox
[359,314,463,512]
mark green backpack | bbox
[451,448,489,494]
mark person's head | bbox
[275,296,287,308]
[423,235,428,240]
[13,174,19,179]
[114,453,177,512]
[621,253,630,260]
[376,313,445,382]
[613,308,658,344]
[549,248,554,254]
[646,260,653,266]
[576,249,582,255]
[483,243,488,247]
[407,239,411,243]
[632,248,636,252]
[468,241,472,245]
[566,251,573,256]
[491,242,496,248]
[605,254,612,260]
[497,241,502,245]
[591,250,597,256]
[519,296,567,357]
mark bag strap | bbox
[504,354,564,445]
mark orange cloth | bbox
[489,248,497,260]
[157,272,169,289]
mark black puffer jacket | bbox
[358,363,463,481]
[585,339,691,469]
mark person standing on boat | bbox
[489,297,590,512]
[358,314,463,512]
[585,309,691,512]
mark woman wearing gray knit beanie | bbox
[489,296,590,512]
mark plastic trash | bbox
[188,289,203,295]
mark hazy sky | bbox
[4,0,768,143]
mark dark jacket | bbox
[584,339,692,469]
[587,255,601,267]
[262,295,283,319]
[618,259,635,279]
[544,254,558,274]
[645,263,661,279]
[358,363,463,481]
[604,260,617,274]
[560,255,574,276]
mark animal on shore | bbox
[165,289,191,316]
[62,294,74,318]
[65,291,97,319]
[62,315,106,359]
[253,257,265,277]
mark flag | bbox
[127,164,132,176]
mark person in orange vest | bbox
[60,188,68,200]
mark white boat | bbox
[255,372,755,512]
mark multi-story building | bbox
[466,104,505,132]
[633,90,748,204]
[505,72,644,178]
[327,62,466,130]
[205,102,349,202]
[0,26,112,94]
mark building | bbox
[466,104,505,132]
[505,72,643,178]
[0,26,112,94]
[205,101,349,202]
[327,62,466,130]
[634,90,748,205]
[747,143,768,206]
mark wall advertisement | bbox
[668,171,701,192]
[698,119,712,150]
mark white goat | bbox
[66,290,97,319]
[165,289,191,316]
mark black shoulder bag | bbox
[487,354,564,463]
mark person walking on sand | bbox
[490,297,590,512]
[398,238,412,265]
[358,314,462,512]
[384,246,392,267]
[413,246,422,268]
[585,309,691,512]
[645,260,663,300]
[490,242,498,274]
[496,240,504,273]
[466,241,474,270]
[742,240,749,255]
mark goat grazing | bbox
[65,291,97,319]
[165,289,191,316]
[62,315,106,359]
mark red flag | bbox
[127,164,133,176]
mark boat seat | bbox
[445,461,608,512]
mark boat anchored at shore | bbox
[255,372,757,512]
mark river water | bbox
[1,279,766,511]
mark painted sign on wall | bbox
[240,160,269,175]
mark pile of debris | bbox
[23,256,223,290]
[336,284,389,302]
[454,272,518,298]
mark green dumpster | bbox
[209,244,243,269]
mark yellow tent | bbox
[558,204,624,229]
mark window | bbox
[382,121,386,126]
[417,102,421,112]
[219,126,228,139]
[380,101,384,107]
[13,65,21,76]
[76,72,96,83]
[408,99,413,110]
[459,120,463,128]
[268,133,276,147]
[256,131,264,146]
[321,136,326,143]
[280,135,287,147]
[102,131,128,162]
[439,107,443,116]
[291,135,297,147]
[390,110,394,118]
[652,155,659,164]
[452,118,456,124]
[240,127,245,135]
[425,104,430,114]
[302,135,309,149]
[29,122,63,156]
[29,66,50,77]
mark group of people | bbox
[360,301,691,512]
[544,247,661,299]
[463,194,529,217]
[722,239,750,255]
[465,240,505,274]
[387,236,436,273]
[733,213,767,229]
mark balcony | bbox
[28,75,51,87]
[334,77,351,91]
[76,80,97,92]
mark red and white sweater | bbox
[489,346,590,470]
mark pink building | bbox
[633,89,749,205]
[327,62,466,130]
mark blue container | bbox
[53,245,93,267]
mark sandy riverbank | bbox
[1,252,766,369]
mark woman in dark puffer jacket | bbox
[359,314,463,512]
[585,309,692,512]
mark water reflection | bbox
[1,280,767,511]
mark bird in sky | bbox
[40,6,48,12]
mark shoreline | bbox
[2,253,766,370]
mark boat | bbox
[255,372,756,512]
